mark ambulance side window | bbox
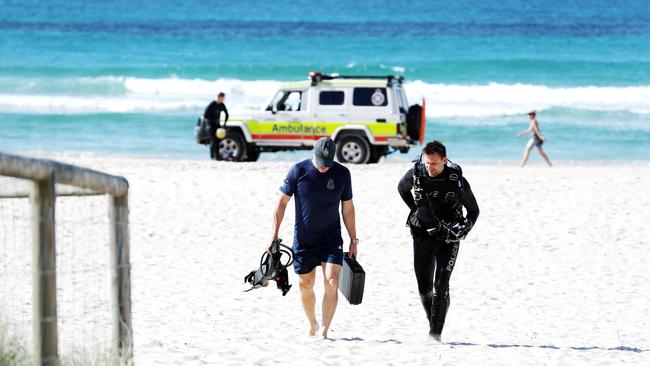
[266,91,285,111]
[398,88,409,110]
[396,87,409,113]
[353,87,388,107]
[267,91,302,112]
[319,91,345,105]
[280,91,302,112]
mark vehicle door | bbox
[253,89,307,144]
[312,87,348,141]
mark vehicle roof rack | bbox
[308,72,404,87]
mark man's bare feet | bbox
[321,327,329,339]
[309,321,319,336]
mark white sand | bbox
[3,156,650,365]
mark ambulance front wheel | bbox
[336,135,370,164]
[219,131,246,161]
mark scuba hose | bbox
[411,155,471,241]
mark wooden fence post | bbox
[31,174,59,366]
[109,193,132,365]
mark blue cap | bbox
[314,137,336,168]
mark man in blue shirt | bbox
[270,137,358,339]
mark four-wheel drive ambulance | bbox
[197,72,426,164]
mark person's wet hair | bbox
[422,140,446,157]
[218,92,225,98]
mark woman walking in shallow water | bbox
[516,110,553,167]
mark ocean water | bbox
[1,0,650,161]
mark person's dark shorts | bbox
[293,243,344,275]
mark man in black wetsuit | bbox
[397,140,479,341]
[203,92,229,160]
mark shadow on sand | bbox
[447,341,648,353]
[328,337,646,353]
[334,337,403,345]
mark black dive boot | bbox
[419,292,434,322]
[429,292,450,341]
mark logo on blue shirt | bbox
[326,178,335,190]
[280,178,289,192]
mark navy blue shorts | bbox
[293,243,344,275]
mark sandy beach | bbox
[3,1,650,365]
[4,155,649,365]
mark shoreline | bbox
[7,151,650,167]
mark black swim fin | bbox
[244,239,294,296]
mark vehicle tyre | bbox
[219,131,246,161]
[368,146,387,164]
[195,117,210,145]
[336,135,371,164]
[245,144,261,162]
[407,104,423,141]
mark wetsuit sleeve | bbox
[341,168,353,201]
[461,177,479,225]
[279,165,298,196]
[223,104,229,123]
[397,168,416,211]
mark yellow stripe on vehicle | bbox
[245,121,397,136]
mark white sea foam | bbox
[0,77,280,114]
[405,81,650,117]
[2,76,650,117]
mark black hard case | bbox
[338,254,365,305]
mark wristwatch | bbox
[350,238,360,245]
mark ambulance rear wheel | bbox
[219,131,246,161]
[245,145,261,162]
[368,146,388,164]
[336,135,370,164]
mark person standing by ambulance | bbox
[203,92,229,160]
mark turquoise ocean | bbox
[1,0,650,161]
